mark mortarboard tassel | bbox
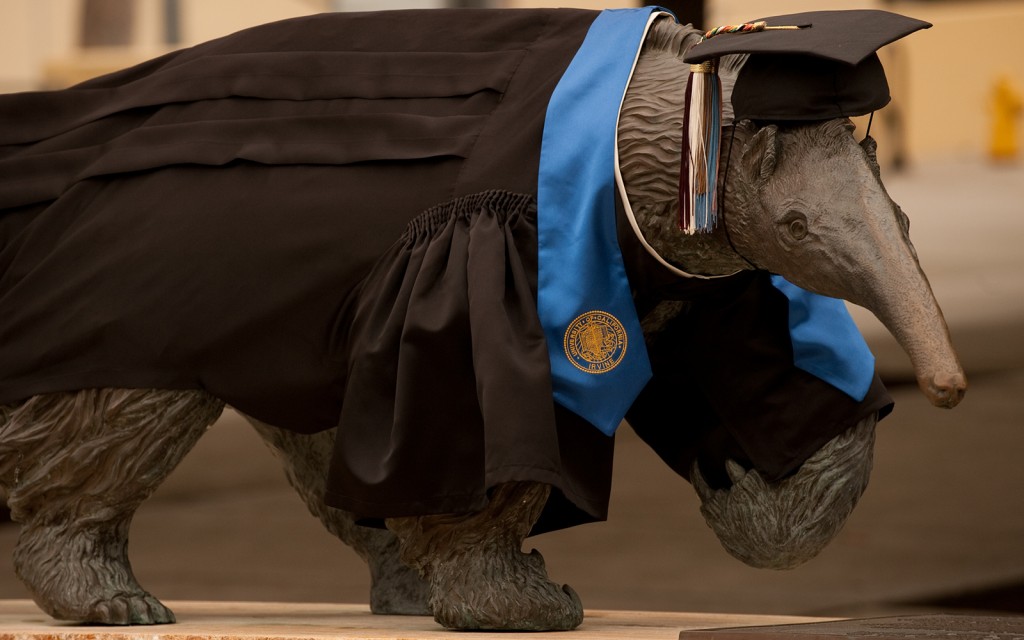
[679,22,802,234]
[679,59,722,234]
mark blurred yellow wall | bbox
[0,0,77,92]
[179,0,332,44]
[1,0,1021,162]
[889,0,1024,160]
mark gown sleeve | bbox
[325,191,614,531]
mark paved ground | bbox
[0,156,1021,619]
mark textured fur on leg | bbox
[0,389,224,624]
[246,418,429,615]
[691,414,877,569]
[387,482,583,631]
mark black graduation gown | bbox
[0,9,891,533]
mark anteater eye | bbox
[781,211,808,241]
[789,218,807,240]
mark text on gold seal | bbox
[563,310,628,374]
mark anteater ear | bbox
[860,135,881,178]
[861,134,878,162]
[741,124,779,187]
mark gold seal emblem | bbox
[563,310,628,374]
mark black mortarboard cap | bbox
[676,10,930,235]
[683,10,931,121]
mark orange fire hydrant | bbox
[990,75,1022,162]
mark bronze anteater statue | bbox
[0,8,964,631]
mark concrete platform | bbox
[679,614,1024,639]
[0,600,824,640]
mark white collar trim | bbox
[612,12,737,282]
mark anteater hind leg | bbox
[387,482,584,631]
[0,388,224,625]
[247,418,429,615]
